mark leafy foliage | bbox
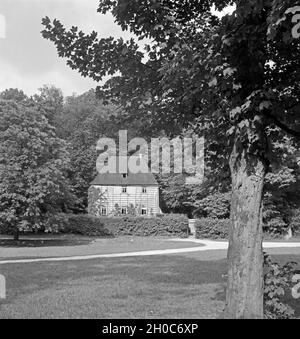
[157,174,193,215]
[41,0,300,202]
[33,85,64,125]
[50,213,189,238]
[57,214,112,237]
[101,214,189,238]
[193,192,231,219]
[264,254,297,319]
[0,100,71,236]
[195,218,230,240]
[87,186,107,216]
[0,88,28,103]
[263,195,289,238]
[290,209,300,236]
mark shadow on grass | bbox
[0,238,94,248]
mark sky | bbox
[0,0,235,97]
[0,0,134,96]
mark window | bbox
[142,208,147,215]
[101,207,107,216]
[122,174,128,179]
[121,207,127,215]
[122,187,127,193]
[142,187,147,194]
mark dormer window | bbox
[122,174,128,179]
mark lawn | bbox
[0,251,299,319]
[0,236,203,260]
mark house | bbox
[88,165,161,217]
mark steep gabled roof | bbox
[90,172,158,187]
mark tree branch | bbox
[265,112,300,139]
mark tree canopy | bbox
[0,99,71,238]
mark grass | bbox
[0,251,299,319]
[0,236,203,260]
[0,238,93,248]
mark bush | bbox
[195,218,230,240]
[57,214,112,237]
[45,213,189,238]
[100,214,189,238]
[44,213,70,234]
[264,254,297,319]
[0,216,14,235]
[263,205,288,238]
[263,193,290,238]
[290,209,300,236]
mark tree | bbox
[42,0,300,318]
[263,133,300,237]
[157,174,194,215]
[59,90,127,211]
[0,100,71,240]
[0,88,28,103]
[33,85,64,126]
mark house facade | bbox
[88,172,161,217]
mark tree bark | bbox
[224,142,267,319]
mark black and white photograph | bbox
[0,0,300,323]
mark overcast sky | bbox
[0,0,135,96]
[0,0,235,97]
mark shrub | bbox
[100,214,189,238]
[263,207,288,238]
[0,214,15,235]
[290,209,300,236]
[0,214,49,235]
[44,213,70,234]
[195,218,230,240]
[58,214,112,237]
[264,254,297,319]
[263,193,289,238]
[45,213,189,238]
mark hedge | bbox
[100,214,189,238]
[45,213,189,238]
[47,214,112,237]
[195,218,230,240]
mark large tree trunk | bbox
[224,142,267,319]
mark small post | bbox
[189,219,196,238]
[0,274,6,299]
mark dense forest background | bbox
[1,85,299,238]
